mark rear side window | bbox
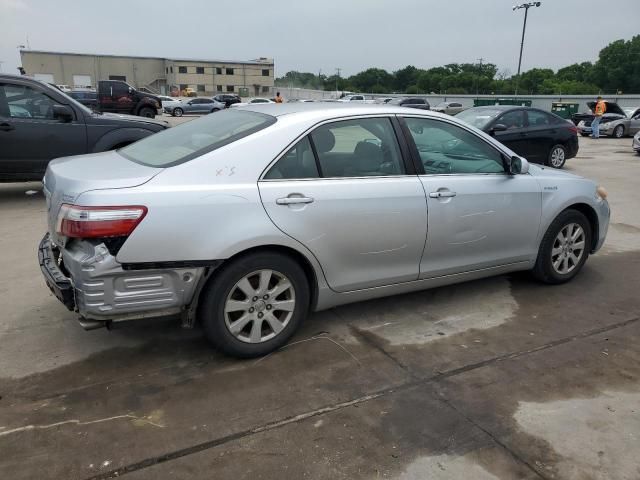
[527,109,554,126]
[264,137,319,179]
[119,110,276,167]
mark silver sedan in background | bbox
[39,104,610,357]
[165,97,225,116]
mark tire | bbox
[172,107,183,117]
[580,133,590,137]
[138,107,155,118]
[532,209,592,284]
[200,252,310,358]
[546,144,567,169]
[613,125,625,138]
[210,108,220,113]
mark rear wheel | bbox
[546,144,566,169]
[138,107,155,118]
[210,108,220,113]
[172,107,183,117]
[613,125,625,138]
[533,209,591,284]
[200,252,310,358]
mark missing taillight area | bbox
[56,204,148,238]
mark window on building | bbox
[178,66,187,74]
[226,68,234,75]
[216,67,222,75]
[196,67,205,74]
[216,85,223,92]
[180,84,188,91]
[262,69,270,77]
[170,66,173,73]
[165,67,168,74]
[227,85,235,92]
[109,75,127,81]
[262,86,270,93]
[197,84,205,92]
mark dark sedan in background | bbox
[67,90,98,110]
[456,106,579,168]
[388,97,430,110]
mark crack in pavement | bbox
[84,315,640,480]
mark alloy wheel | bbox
[550,147,565,168]
[551,223,585,275]
[223,269,296,344]
[614,125,624,138]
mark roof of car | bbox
[240,102,441,119]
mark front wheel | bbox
[580,133,590,137]
[547,144,566,169]
[210,108,220,113]
[613,125,625,138]
[172,107,183,117]
[138,107,155,118]
[533,209,592,284]
[200,252,310,358]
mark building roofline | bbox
[20,50,273,66]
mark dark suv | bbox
[388,97,430,110]
[0,74,169,182]
[97,80,161,118]
[213,94,241,108]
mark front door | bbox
[259,116,428,292]
[0,82,86,180]
[401,116,542,278]
[490,109,530,160]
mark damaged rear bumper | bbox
[38,233,211,325]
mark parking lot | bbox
[0,136,639,479]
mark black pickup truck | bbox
[0,74,168,182]
[97,80,161,118]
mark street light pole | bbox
[513,2,541,96]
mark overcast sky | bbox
[1,0,639,78]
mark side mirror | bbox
[505,155,529,175]
[52,104,73,122]
[490,123,508,136]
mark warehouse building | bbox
[20,50,275,97]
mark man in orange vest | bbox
[591,96,607,139]
[275,91,283,103]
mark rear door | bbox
[259,116,428,292]
[523,109,560,163]
[629,109,640,135]
[490,109,530,159]
[401,115,541,278]
[0,81,86,180]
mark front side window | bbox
[496,110,525,129]
[264,136,319,180]
[310,117,405,178]
[403,117,505,175]
[119,110,276,168]
[1,84,56,119]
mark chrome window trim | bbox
[259,114,410,182]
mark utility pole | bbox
[513,2,541,96]
[335,67,341,96]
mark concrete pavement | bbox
[0,137,639,479]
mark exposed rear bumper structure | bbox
[38,233,206,327]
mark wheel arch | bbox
[564,203,599,252]
[206,244,320,313]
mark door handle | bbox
[429,191,457,198]
[0,122,15,132]
[276,196,314,205]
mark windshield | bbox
[455,108,502,129]
[119,109,276,167]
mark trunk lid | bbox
[586,101,626,116]
[43,150,162,245]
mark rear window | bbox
[119,110,276,167]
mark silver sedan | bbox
[39,104,610,357]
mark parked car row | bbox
[576,103,640,138]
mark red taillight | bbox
[568,124,578,134]
[56,204,147,238]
